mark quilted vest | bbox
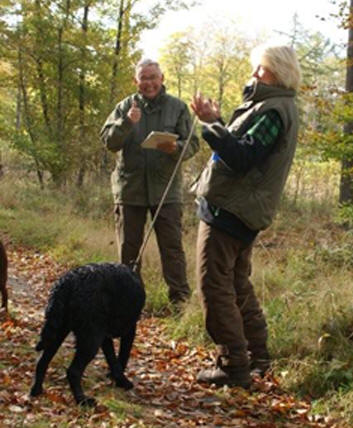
[195,83,299,231]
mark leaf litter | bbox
[0,244,346,427]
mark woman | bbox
[191,45,301,388]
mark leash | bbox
[131,115,198,273]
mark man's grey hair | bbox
[135,59,162,77]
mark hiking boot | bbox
[196,366,251,389]
[250,352,271,377]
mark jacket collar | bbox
[243,80,296,103]
[136,85,167,112]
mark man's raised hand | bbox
[127,101,141,124]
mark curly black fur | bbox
[30,263,145,406]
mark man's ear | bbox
[161,73,165,83]
[133,76,138,85]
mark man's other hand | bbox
[157,141,177,154]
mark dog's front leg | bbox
[67,334,101,406]
[101,337,133,390]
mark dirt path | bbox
[0,245,343,427]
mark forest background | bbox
[2,0,353,426]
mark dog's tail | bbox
[36,274,72,351]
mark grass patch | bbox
[163,293,209,345]
[0,175,117,266]
[143,265,170,315]
[104,397,143,420]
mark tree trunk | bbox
[339,1,353,204]
[56,0,71,153]
[77,3,90,188]
[109,0,125,107]
[18,42,44,188]
[34,0,53,138]
[57,26,64,150]
[177,70,182,99]
[16,84,21,130]
[102,0,127,176]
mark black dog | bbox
[30,263,145,406]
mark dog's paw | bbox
[77,396,97,407]
[30,385,43,397]
[115,376,133,390]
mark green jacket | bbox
[100,87,199,206]
[194,83,299,231]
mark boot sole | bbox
[197,378,251,389]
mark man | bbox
[191,45,301,388]
[100,59,199,305]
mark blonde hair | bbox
[251,44,301,91]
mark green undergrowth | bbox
[0,174,117,266]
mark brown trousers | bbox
[114,203,190,303]
[196,221,267,365]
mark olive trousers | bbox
[114,203,190,303]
